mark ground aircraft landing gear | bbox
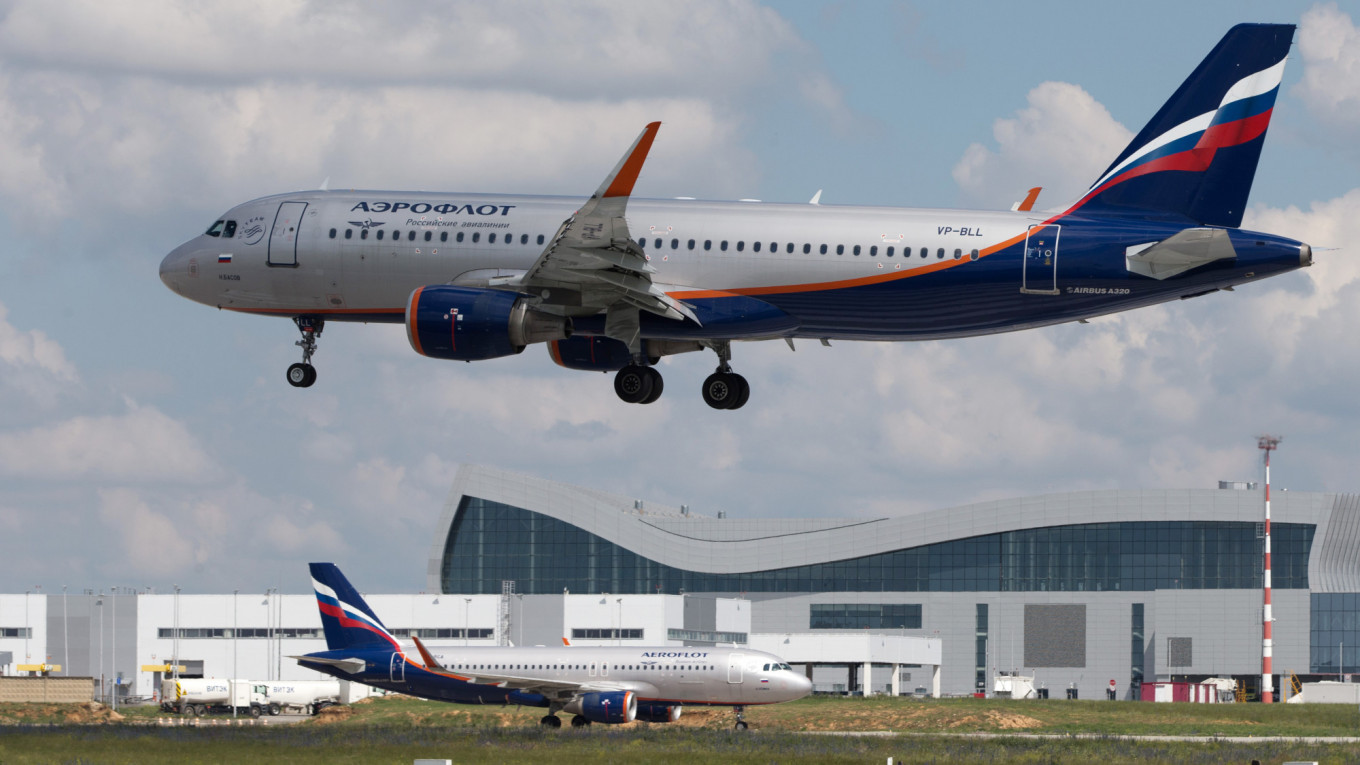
[702,341,748,410]
[570,714,591,727]
[287,316,324,388]
[732,704,748,731]
[614,364,663,404]
[539,713,562,728]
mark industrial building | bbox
[3,465,1358,702]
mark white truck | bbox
[161,678,269,717]
[262,679,342,715]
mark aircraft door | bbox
[389,652,405,683]
[1020,224,1060,295]
[727,653,744,684]
[268,201,308,267]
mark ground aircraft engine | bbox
[563,691,637,724]
[406,285,570,361]
[634,702,682,723]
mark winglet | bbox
[1013,187,1041,212]
[562,637,571,647]
[596,122,661,199]
[410,634,444,671]
[809,189,822,205]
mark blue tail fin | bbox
[1072,23,1294,227]
[309,562,399,651]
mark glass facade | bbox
[441,497,1314,596]
[810,603,922,630]
[1310,593,1360,675]
[1130,603,1145,690]
[975,604,988,691]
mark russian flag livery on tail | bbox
[1071,23,1293,227]
[162,24,1312,410]
[293,563,810,729]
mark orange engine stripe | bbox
[407,287,425,357]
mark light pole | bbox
[172,585,181,682]
[23,589,30,666]
[233,590,239,720]
[96,593,104,704]
[62,585,68,677]
[1258,435,1281,703]
[111,586,117,711]
[463,598,471,646]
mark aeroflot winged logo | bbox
[348,218,384,230]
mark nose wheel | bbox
[287,316,323,388]
[732,705,748,730]
[614,364,663,404]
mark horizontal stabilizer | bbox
[1126,227,1236,280]
[291,655,366,674]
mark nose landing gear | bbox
[732,704,748,730]
[287,316,323,388]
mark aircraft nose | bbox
[790,672,813,699]
[159,242,192,294]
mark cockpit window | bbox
[223,220,237,238]
[205,220,225,237]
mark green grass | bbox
[2,696,1360,764]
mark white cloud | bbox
[1297,3,1360,130]
[952,82,1132,210]
[0,400,217,482]
[0,301,77,410]
[97,488,201,577]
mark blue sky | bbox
[1,1,1359,594]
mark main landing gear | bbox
[610,340,749,410]
[287,316,323,388]
[539,713,561,728]
[732,705,748,731]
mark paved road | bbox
[806,731,1360,743]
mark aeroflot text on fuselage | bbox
[349,201,516,216]
[158,24,1311,411]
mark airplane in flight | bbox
[160,24,1308,410]
[294,563,811,729]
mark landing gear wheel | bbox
[733,704,748,730]
[735,720,749,730]
[540,714,562,728]
[702,372,748,409]
[614,365,655,404]
[640,367,664,404]
[570,715,591,727]
[287,362,316,388]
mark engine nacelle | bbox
[406,285,570,361]
[635,702,682,723]
[563,691,637,724]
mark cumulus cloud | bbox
[1297,3,1360,130]
[952,82,1132,210]
[0,400,217,482]
[0,301,77,411]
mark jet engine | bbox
[635,702,682,723]
[406,285,570,361]
[548,336,703,371]
[563,691,637,724]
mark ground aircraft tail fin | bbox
[1071,23,1294,227]
[309,562,399,652]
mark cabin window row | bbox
[451,662,715,671]
[638,237,979,261]
[330,228,548,245]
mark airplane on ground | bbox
[161,24,1308,410]
[293,563,811,729]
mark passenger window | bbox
[376,230,385,241]
[472,232,480,243]
[937,248,945,259]
[836,244,844,255]
[440,232,447,242]
[886,246,894,257]
[770,242,777,252]
[521,234,529,244]
[538,235,545,245]
[410,231,417,241]
[344,229,353,240]
[361,229,368,240]
[870,246,877,256]
[803,244,811,254]
[820,244,827,255]
[688,239,695,250]
[223,221,237,238]
[205,220,224,237]
[736,241,745,252]
[489,233,497,244]
[953,248,962,259]
[654,238,662,249]
[720,241,728,251]
[920,247,927,258]
[970,248,979,261]
[753,241,761,252]
[854,245,861,256]
[328,228,337,239]
[424,231,432,241]
[671,238,679,249]
[638,238,646,248]
[787,243,794,254]
[704,240,712,251]
[456,232,465,242]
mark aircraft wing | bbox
[454,668,653,700]
[514,122,698,349]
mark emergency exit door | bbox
[1021,224,1060,295]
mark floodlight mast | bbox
[1258,435,1282,703]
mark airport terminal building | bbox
[4,465,1359,703]
[427,466,1360,700]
